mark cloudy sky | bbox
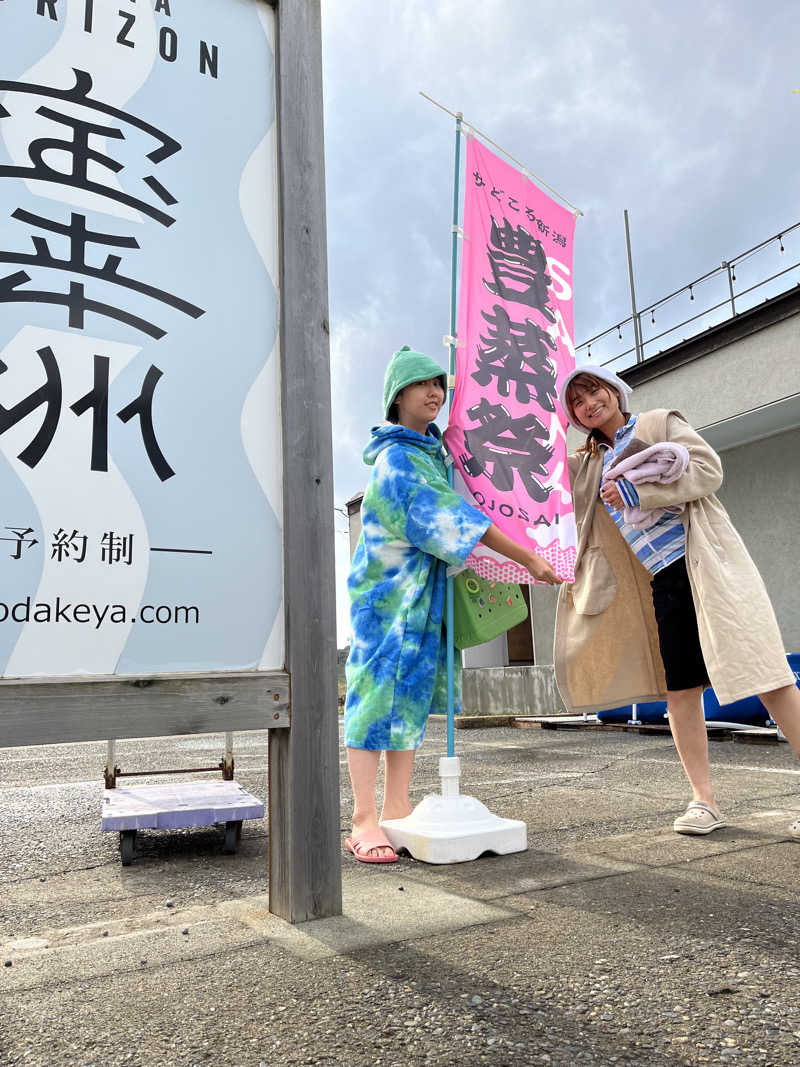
[321,0,800,642]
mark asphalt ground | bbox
[1,720,800,1066]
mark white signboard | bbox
[0,0,283,677]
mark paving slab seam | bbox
[624,855,800,894]
[455,864,651,903]
[334,862,644,910]
[520,808,691,837]
[523,741,675,759]
[0,859,191,889]
[520,791,800,831]
[0,860,122,889]
[578,833,796,867]
[527,750,672,792]
[410,833,791,909]
[0,934,281,999]
[0,907,543,1001]
[633,755,800,778]
[0,888,265,913]
[474,843,797,905]
[474,764,660,804]
[733,789,800,809]
[0,829,271,889]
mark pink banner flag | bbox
[444,137,577,584]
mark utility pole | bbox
[624,209,644,363]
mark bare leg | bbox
[381,749,416,822]
[757,685,800,840]
[666,686,717,808]
[758,684,800,754]
[345,747,394,859]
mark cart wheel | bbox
[120,829,136,866]
[223,820,242,855]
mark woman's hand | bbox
[600,480,624,510]
[524,551,562,586]
[479,524,563,584]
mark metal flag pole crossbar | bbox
[419,91,584,218]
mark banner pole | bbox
[445,113,463,761]
[379,116,535,863]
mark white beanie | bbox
[558,362,633,433]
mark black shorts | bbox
[650,556,710,692]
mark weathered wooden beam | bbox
[268,0,342,923]
[0,670,289,748]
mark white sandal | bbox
[673,801,726,835]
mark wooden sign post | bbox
[0,0,341,922]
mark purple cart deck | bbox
[101,780,265,832]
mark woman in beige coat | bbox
[554,364,800,836]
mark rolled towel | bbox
[603,440,689,529]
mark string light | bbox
[689,284,694,302]
[779,234,785,253]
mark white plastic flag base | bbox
[380,756,527,865]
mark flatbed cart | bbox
[101,732,265,866]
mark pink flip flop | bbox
[345,830,398,864]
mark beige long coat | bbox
[554,409,793,713]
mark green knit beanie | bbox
[382,345,448,419]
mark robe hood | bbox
[363,423,444,466]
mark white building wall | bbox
[714,427,800,652]
[629,312,800,427]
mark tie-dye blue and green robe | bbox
[345,424,490,750]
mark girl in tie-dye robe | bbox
[343,346,557,863]
[344,423,490,750]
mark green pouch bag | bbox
[451,568,529,650]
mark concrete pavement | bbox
[1,721,800,1065]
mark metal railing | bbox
[576,222,800,369]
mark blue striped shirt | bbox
[599,415,686,576]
